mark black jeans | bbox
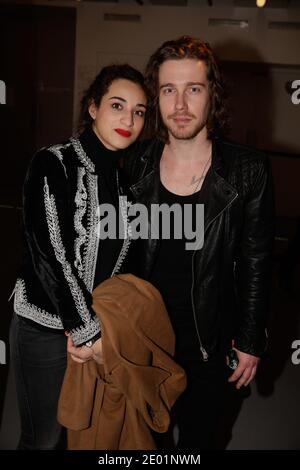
[154,353,228,450]
[175,354,228,450]
[9,314,67,450]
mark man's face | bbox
[158,58,210,141]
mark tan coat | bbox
[58,274,186,450]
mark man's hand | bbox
[67,336,94,363]
[228,348,260,389]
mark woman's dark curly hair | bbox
[145,36,229,142]
[78,63,148,135]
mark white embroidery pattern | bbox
[82,172,100,292]
[48,142,71,177]
[74,167,87,278]
[72,316,100,346]
[14,278,63,329]
[71,137,100,292]
[14,139,132,345]
[43,176,100,344]
[70,137,95,172]
[111,172,132,276]
[14,278,99,345]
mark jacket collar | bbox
[129,137,238,276]
[130,137,237,206]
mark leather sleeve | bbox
[234,155,275,357]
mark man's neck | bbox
[165,130,211,164]
[159,128,213,196]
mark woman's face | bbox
[88,78,147,150]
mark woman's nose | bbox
[120,111,134,127]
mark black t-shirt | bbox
[149,171,211,367]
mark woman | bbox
[10,64,147,449]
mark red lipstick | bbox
[114,128,132,138]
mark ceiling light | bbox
[256,0,267,7]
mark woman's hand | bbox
[67,336,104,364]
[67,336,94,363]
[91,338,103,364]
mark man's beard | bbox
[162,113,207,140]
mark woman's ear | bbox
[88,100,97,120]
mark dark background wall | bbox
[0,2,76,433]
[0,0,299,450]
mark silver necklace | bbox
[191,155,212,194]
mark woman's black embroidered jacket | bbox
[13,134,130,346]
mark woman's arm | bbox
[23,148,100,346]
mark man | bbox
[125,36,274,449]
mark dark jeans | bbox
[154,353,228,450]
[9,313,67,450]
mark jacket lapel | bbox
[128,138,238,276]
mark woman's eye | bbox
[111,102,123,110]
[134,110,145,118]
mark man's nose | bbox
[175,92,187,111]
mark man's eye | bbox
[163,88,174,95]
[189,87,201,93]
[111,102,123,110]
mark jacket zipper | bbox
[191,192,238,361]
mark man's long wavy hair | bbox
[145,36,229,142]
